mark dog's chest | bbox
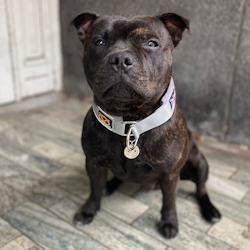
[84,130,172,183]
[99,153,160,183]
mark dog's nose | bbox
[109,52,134,72]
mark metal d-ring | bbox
[126,124,138,151]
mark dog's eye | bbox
[94,40,106,46]
[148,41,158,47]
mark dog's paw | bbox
[197,194,221,223]
[159,220,178,239]
[73,211,94,226]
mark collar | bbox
[92,77,176,139]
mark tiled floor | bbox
[0,96,250,250]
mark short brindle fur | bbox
[72,12,221,239]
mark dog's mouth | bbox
[104,82,141,102]
[94,82,145,116]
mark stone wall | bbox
[60,0,250,146]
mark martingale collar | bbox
[92,77,176,139]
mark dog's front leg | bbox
[73,159,107,225]
[159,175,179,239]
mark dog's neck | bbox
[92,77,176,140]
[123,83,172,121]
[95,77,172,121]
[122,101,162,121]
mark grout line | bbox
[0,144,63,178]
[200,143,250,162]
[2,161,244,249]
[22,236,47,250]
[206,216,248,250]
[130,207,218,248]
[0,234,22,250]
[129,206,150,225]
[46,193,169,249]
[45,208,113,250]
[228,168,241,181]
[221,0,247,139]
[0,196,28,218]
[92,209,170,249]
[240,188,250,203]
[3,199,111,250]
[46,196,68,210]
[1,102,250,249]
[207,232,233,250]
[227,167,240,180]
[130,197,211,238]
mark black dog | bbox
[72,12,221,238]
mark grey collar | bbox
[92,77,176,139]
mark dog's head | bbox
[73,13,189,117]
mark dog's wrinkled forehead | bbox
[89,16,170,44]
[73,13,189,48]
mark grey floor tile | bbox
[188,190,250,226]
[0,120,11,132]
[1,163,68,208]
[2,201,108,250]
[178,180,196,198]
[132,180,196,206]
[197,137,250,161]
[0,235,46,250]
[3,170,68,208]
[41,99,90,121]
[25,180,68,208]
[133,189,211,232]
[80,210,167,250]
[60,152,86,172]
[49,197,83,222]
[5,115,82,152]
[47,167,90,199]
[0,182,27,215]
[243,191,250,206]
[0,138,63,176]
[1,100,250,250]
[2,167,42,193]
[118,181,141,196]
[28,112,82,137]
[207,158,237,179]
[199,145,250,171]
[231,169,250,187]
[206,174,249,201]
[41,106,84,121]
[101,191,149,223]
[0,155,24,180]
[0,217,21,248]
[0,126,43,148]
[31,141,73,161]
[71,115,85,126]
[208,217,250,250]
[133,209,231,250]
[177,197,212,232]
[50,197,167,250]
[133,189,162,210]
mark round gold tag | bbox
[124,146,140,159]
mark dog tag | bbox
[124,146,140,159]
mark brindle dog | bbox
[72,13,221,238]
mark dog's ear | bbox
[72,13,98,43]
[159,13,189,47]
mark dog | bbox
[72,12,221,239]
